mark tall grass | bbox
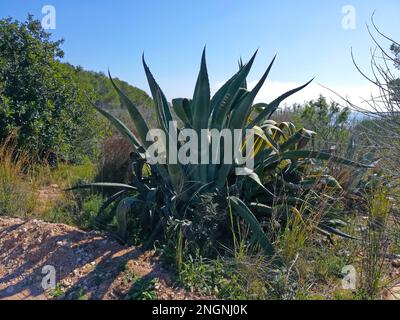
[0,136,37,217]
[0,133,98,224]
[358,184,391,299]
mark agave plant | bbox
[72,49,372,259]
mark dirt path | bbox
[0,217,205,300]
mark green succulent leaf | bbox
[192,47,211,132]
[142,55,174,133]
[248,78,314,128]
[263,150,374,169]
[88,99,145,157]
[172,98,192,126]
[108,71,150,145]
[229,55,276,130]
[317,225,358,240]
[116,197,140,240]
[228,196,276,258]
[66,183,138,192]
[211,51,258,129]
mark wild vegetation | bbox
[1,16,400,300]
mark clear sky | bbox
[1,0,399,105]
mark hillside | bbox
[63,63,156,125]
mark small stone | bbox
[392,259,400,268]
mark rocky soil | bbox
[0,217,206,300]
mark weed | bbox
[126,277,158,300]
[48,283,64,299]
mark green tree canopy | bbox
[294,95,351,152]
[0,15,105,162]
[0,16,155,162]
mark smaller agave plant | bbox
[72,49,372,260]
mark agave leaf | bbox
[242,168,276,197]
[108,71,150,145]
[253,103,269,113]
[142,61,182,191]
[215,57,277,186]
[248,79,314,128]
[192,48,211,132]
[237,57,248,89]
[229,55,276,130]
[228,196,275,258]
[299,175,343,190]
[279,128,316,152]
[172,98,192,126]
[92,190,128,229]
[142,55,174,132]
[211,51,258,129]
[154,91,184,191]
[296,129,316,150]
[278,122,297,136]
[116,197,141,240]
[256,126,280,153]
[241,126,278,157]
[317,225,359,240]
[209,73,238,122]
[89,87,171,185]
[142,56,183,190]
[66,183,138,192]
[97,190,127,219]
[326,219,349,227]
[89,101,145,157]
[249,202,273,216]
[190,49,211,183]
[263,150,374,169]
[260,122,283,134]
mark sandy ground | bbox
[0,217,206,300]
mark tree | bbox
[0,16,103,162]
[295,95,351,152]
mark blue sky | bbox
[1,0,399,104]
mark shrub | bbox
[95,136,133,184]
[294,95,351,152]
[0,16,104,162]
[44,193,103,228]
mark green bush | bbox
[0,16,104,162]
[45,193,103,229]
[294,95,351,152]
